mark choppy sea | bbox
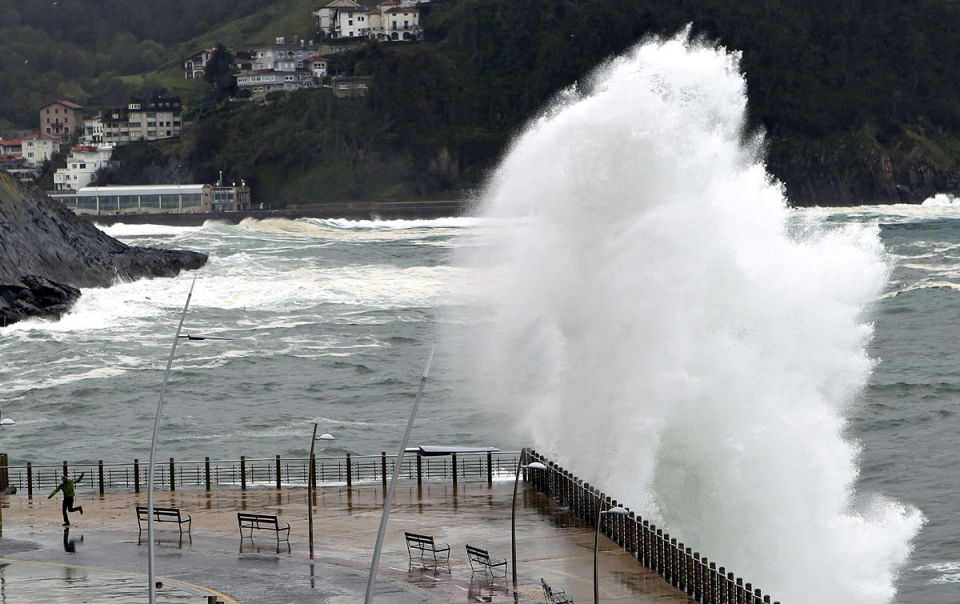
[1,206,959,603]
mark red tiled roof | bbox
[385,6,417,12]
[0,139,23,146]
[40,100,83,110]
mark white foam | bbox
[457,29,923,604]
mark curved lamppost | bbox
[511,450,547,589]
[147,277,231,604]
[594,506,629,604]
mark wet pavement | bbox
[0,482,693,603]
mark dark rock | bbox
[0,170,208,326]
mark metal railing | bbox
[525,450,780,604]
[2,451,521,497]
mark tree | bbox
[204,43,237,102]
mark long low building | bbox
[50,184,251,215]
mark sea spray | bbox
[457,31,924,603]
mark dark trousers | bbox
[62,496,81,523]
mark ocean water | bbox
[1,31,958,604]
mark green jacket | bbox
[49,473,84,499]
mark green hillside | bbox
[5,0,960,206]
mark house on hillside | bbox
[82,114,103,145]
[316,0,422,41]
[307,57,329,78]
[235,38,323,100]
[0,139,21,156]
[371,1,422,41]
[102,97,183,145]
[39,100,84,139]
[183,48,216,79]
[332,75,373,97]
[53,144,117,192]
[21,133,60,167]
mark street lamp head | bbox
[317,433,335,440]
[600,506,629,516]
[524,462,547,470]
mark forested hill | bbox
[5,0,960,206]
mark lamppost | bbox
[147,277,230,604]
[511,450,547,589]
[307,427,334,559]
[364,345,435,604]
[307,423,318,559]
[594,506,629,604]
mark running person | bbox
[49,472,85,525]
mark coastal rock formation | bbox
[0,170,207,325]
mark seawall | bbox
[77,200,475,227]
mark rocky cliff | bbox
[0,170,207,326]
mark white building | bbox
[380,4,421,40]
[318,0,422,41]
[51,183,251,215]
[237,38,324,100]
[307,57,329,78]
[53,145,117,192]
[82,114,103,145]
[20,133,59,167]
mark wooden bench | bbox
[465,544,507,578]
[136,506,191,534]
[237,512,290,543]
[541,578,574,604]
[404,531,450,565]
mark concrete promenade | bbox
[0,481,693,603]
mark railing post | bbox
[240,456,247,490]
[204,457,211,491]
[169,457,176,492]
[26,462,33,498]
[346,453,352,487]
[381,452,387,489]
[134,459,140,493]
[98,460,105,495]
[487,451,492,485]
[693,552,702,601]
[62,461,68,479]
[451,452,458,485]
[311,453,317,490]
[276,455,282,490]
[416,451,422,485]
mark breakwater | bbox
[526,450,780,604]
[77,200,472,227]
